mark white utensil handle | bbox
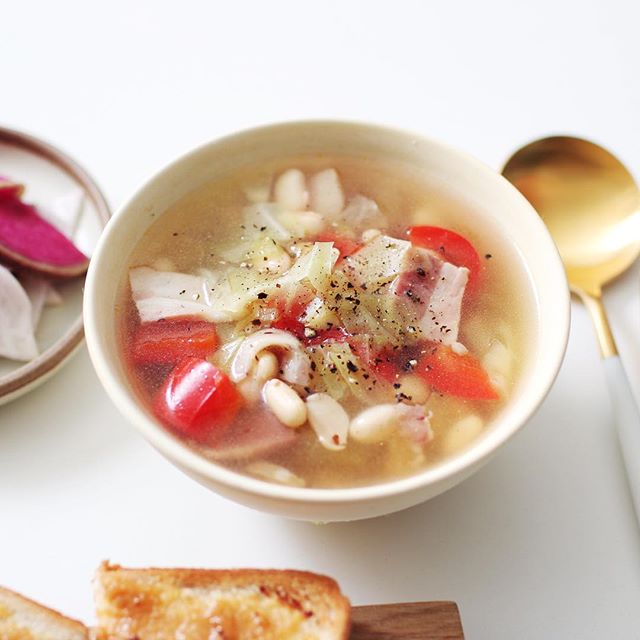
[604,355,640,519]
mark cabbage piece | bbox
[220,241,338,321]
[327,270,398,345]
[324,341,392,404]
[339,195,387,230]
[341,234,411,289]
[300,296,339,330]
[278,241,336,292]
[245,236,291,274]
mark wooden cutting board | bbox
[350,601,464,639]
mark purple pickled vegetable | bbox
[0,176,25,200]
[0,187,88,278]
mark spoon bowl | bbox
[503,136,640,298]
[503,135,640,523]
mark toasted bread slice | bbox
[94,562,350,640]
[0,586,88,640]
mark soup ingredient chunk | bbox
[408,225,482,294]
[417,343,499,400]
[130,318,219,366]
[154,358,241,441]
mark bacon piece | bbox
[391,246,469,347]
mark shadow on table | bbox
[0,346,133,490]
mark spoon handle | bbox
[603,355,640,519]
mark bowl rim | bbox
[0,125,112,404]
[84,119,570,505]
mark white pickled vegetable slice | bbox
[274,169,308,211]
[40,188,85,238]
[21,275,62,327]
[309,169,345,217]
[230,329,307,382]
[306,393,349,451]
[0,264,38,361]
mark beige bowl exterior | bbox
[83,121,570,521]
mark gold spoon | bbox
[503,136,640,518]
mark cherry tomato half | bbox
[154,358,241,442]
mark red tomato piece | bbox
[408,226,483,294]
[315,233,362,260]
[131,319,219,366]
[270,288,317,340]
[154,358,241,442]
[416,344,498,400]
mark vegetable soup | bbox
[118,157,532,488]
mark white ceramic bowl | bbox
[84,121,570,521]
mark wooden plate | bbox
[0,126,111,405]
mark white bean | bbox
[482,339,512,395]
[396,374,430,405]
[246,461,305,487]
[254,350,278,381]
[309,169,345,217]
[274,169,308,211]
[361,228,381,243]
[441,414,484,455]
[278,210,326,237]
[350,404,400,444]
[237,377,261,404]
[262,379,307,428]
[306,393,349,450]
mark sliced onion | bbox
[230,329,303,382]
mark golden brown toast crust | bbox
[94,562,350,640]
[0,586,88,640]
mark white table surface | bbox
[2,1,640,637]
